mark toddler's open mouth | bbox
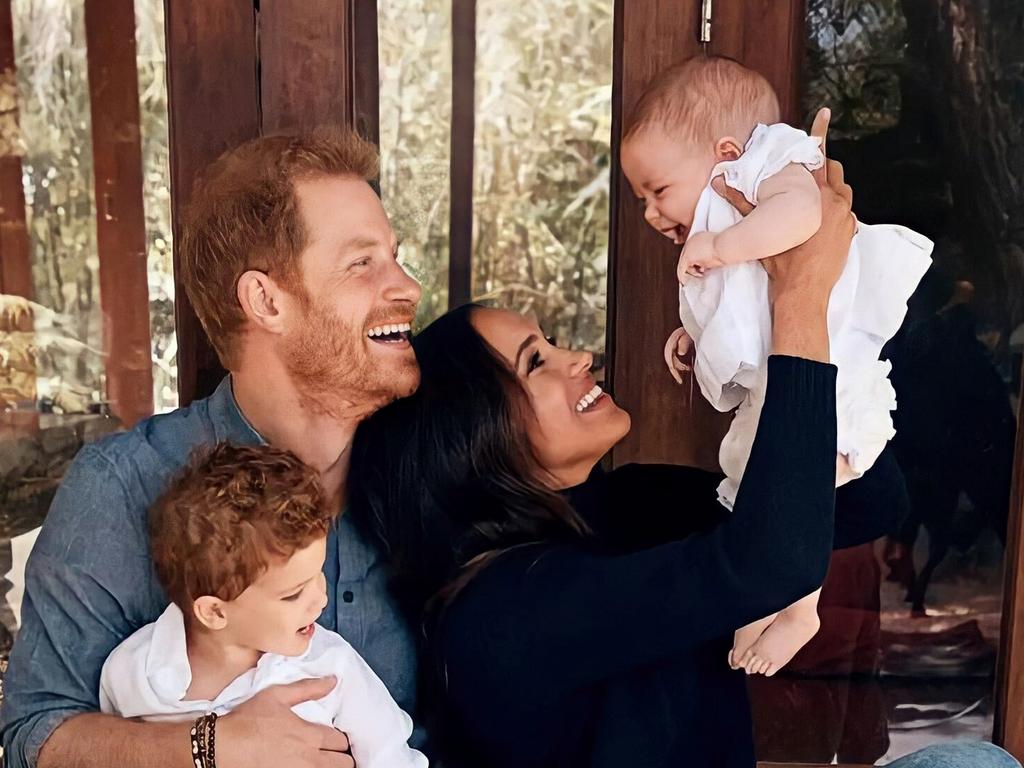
[297,623,315,638]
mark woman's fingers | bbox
[710,175,755,216]
[316,726,352,754]
[808,107,831,184]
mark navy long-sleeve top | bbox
[430,356,900,768]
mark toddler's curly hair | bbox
[149,442,336,609]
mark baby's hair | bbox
[623,55,780,147]
[149,442,336,611]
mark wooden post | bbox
[351,0,381,149]
[607,0,729,470]
[84,0,154,427]
[996,365,1024,757]
[606,0,808,470]
[448,0,475,309]
[164,0,259,405]
[0,0,31,300]
[258,0,351,135]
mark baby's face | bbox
[621,128,718,245]
[223,536,329,657]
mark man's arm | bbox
[2,444,354,768]
[36,715,193,768]
[1,446,163,768]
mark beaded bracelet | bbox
[189,712,218,768]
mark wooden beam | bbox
[995,362,1024,758]
[607,0,730,470]
[448,0,475,309]
[83,0,154,427]
[351,0,381,149]
[164,0,259,405]
[711,0,807,125]
[258,0,351,135]
[0,0,31,300]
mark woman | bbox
[350,130,1019,767]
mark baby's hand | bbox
[677,231,724,283]
[663,327,693,385]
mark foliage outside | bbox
[3,0,174,417]
[378,0,613,358]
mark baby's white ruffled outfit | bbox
[679,123,933,508]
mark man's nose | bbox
[384,259,423,305]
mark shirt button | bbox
[342,590,355,603]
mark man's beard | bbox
[282,298,419,420]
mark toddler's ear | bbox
[715,137,743,162]
[193,596,229,631]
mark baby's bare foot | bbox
[730,615,776,670]
[737,604,820,677]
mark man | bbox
[1,129,419,768]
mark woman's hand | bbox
[711,107,855,363]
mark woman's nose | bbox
[570,350,594,376]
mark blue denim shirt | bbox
[1,377,417,768]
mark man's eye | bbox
[528,351,544,373]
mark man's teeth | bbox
[575,385,603,412]
[367,322,412,338]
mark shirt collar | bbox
[208,375,267,447]
[145,603,196,702]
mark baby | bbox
[620,55,932,677]
[99,442,426,768]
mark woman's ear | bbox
[715,137,743,162]
[237,270,291,335]
[192,596,229,631]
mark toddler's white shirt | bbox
[679,123,933,507]
[100,603,428,768]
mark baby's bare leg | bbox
[738,589,822,677]
[730,614,777,670]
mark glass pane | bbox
[14,0,102,411]
[750,1,1022,763]
[472,0,613,362]
[377,0,453,329]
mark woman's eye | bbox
[544,335,556,346]
[528,351,544,373]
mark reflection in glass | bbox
[135,0,176,414]
[751,1,1023,763]
[472,0,613,359]
[377,0,453,329]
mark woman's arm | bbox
[440,110,855,690]
[442,355,838,692]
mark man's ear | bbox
[715,137,743,162]
[192,596,229,631]
[236,270,292,335]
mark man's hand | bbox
[218,677,355,768]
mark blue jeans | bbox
[888,743,1020,767]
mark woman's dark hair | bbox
[349,304,589,613]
